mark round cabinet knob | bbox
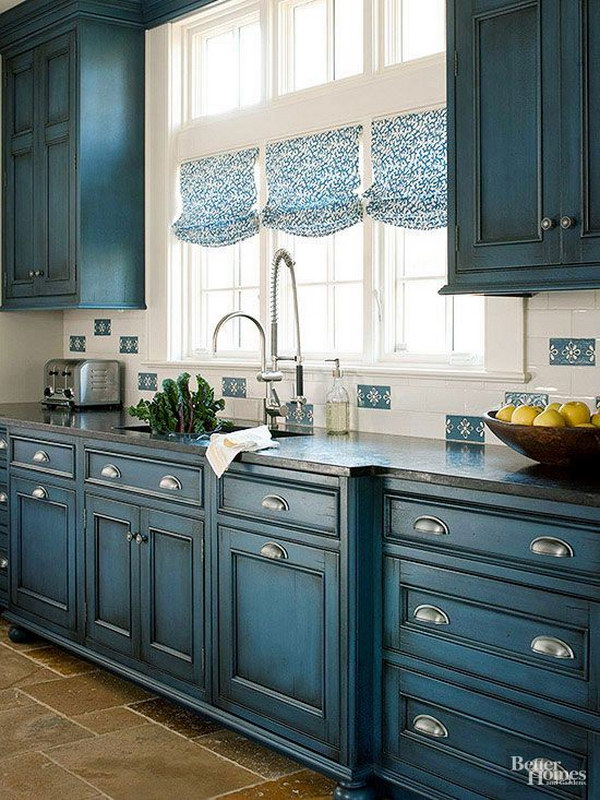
[28,270,35,278]
[0,556,8,570]
[540,217,556,231]
[135,533,148,545]
[560,216,577,229]
[126,532,134,542]
[34,270,44,277]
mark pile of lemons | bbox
[496,400,600,428]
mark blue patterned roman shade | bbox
[364,108,447,230]
[172,148,259,247]
[262,126,363,237]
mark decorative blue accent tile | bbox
[549,338,596,366]
[119,336,139,354]
[94,318,111,336]
[69,335,86,353]
[222,377,247,398]
[138,373,158,392]
[445,441,485,467]
[357,384,391,409]
[504,391,549,408]
[286,403,314,427]
[445,414,485,444]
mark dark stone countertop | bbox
[0,404,599,507]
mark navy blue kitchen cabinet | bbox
[444,0,600,294]
[0,429,8,608]
[1,7,145,310]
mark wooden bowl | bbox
[484,411,600,466]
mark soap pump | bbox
[325,358,350,435]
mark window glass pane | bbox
[399,279,447,353]
[292,0,328,90]
[239,22,261,107]
[297,285,328,351]
[334,283,363,352]
[236,289,261,350]
[204,30,237,115]
[239,236,260,286]
[204,289,236,350]
[204,246,235,289]
[402,0,446,62]
[334,0,363,79]
[334,225,363,280]
[453,295,484,356]
[403,227,447,278]
[288,236,328,284]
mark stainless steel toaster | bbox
[42,359,122,408]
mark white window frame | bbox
[143,0,527,385]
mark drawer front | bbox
[0,547,8,599]
[382,665,592,799]
[11,436,75,478]
[219,471,339,535]
[384,558,599,712]
[86,449,203,507]
[385,493,600,577]
[0,527,7,552]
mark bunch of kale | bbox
[129,373,230,434]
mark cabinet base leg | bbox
[8,625,33,644]
[334,781,376,800]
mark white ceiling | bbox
[0,0,26,11]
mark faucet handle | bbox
[257,369,283,383]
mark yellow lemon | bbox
[591,413,600,427]
[511,405,542,426]
[545,402,562,412]
[559,401,591,427]
[533,409,566,428]
[575,423,596,428]
[496,404,515,422]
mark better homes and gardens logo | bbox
[511,757,587,787]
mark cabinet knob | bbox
[135,533,148,545]
[261,495,290,512]
[159,475,182,491]
[31,487,48,500]
[540,217,556,231]
[413,515,449,536]
[0,437,8,450]
[531,635,575,660]
[560,216,577,229]
[34,270,44,277]
[32,450,50,463]
[126,532,134,542]
[530,537,574,558]
[412,714,448,739]
[0,492,7,505]
[100,464,121,480]
[0,556,8,570]
[28,270,35,278]
[260,542,288,560]
[413,604,450,625]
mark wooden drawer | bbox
[85,449,203,507]
[382,665,594,799]
[11,435,75,478]
[384,558,600,713]
[218,467,339,536]
[384,491,600,578]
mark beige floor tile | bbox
[23,646,98,677]
[129,696,223,738]
[22,668,152,716]
[74,706,149,735]
[46,723,262,800]
[0,702,94,761]
[215,769,336,800]
[197,729,302,780]
[0,647,58,690]
[0,688,35,711]
[0,752,101,800]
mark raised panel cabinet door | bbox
[449,0,561,287]
[217,526,340,756]
[85,495,140,658]
[140,510,205,690]
[36,33,77,297]
[3,48,36,299]
[10,475,76,631]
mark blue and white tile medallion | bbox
[138,373,158,392]
[94,319,111,336]
[69,335,86,353]
[286,403,314,427]
[446,415,485,444]
[119,336,139,354]
[549,338,595,366]
[357,384,391,409]
[222,377,247,398]
[504,391,549,408]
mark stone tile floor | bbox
[0,616,335,800]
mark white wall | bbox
[0,311,63,402]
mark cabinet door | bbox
[36,33,76,297]
[85,495,140,658]
[3,49,36,299]
[10,475,77,631]
[449,0,561,290]
[140,510,205,690]
[217,526,340,755]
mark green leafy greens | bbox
[128,373,231,435]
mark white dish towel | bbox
[206,425,280,478]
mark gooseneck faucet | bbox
[270,249,306,407]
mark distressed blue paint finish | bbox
[222,377,247,398]
[94,319,111,336]
[445,415,485,443]
[69,335,86,353]
[357,385,391,410]
[286,403,314,427]
[119,336,139,354]
[549,338,596,366]
[504,391,549,408]
[138,373,158,392]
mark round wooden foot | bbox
[8,625,33,644]
[334,781,376,800]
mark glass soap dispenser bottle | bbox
[325,358,350,435]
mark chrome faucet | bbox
[270,248,306,408]
[212,311,287,427]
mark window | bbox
[278,0,364,93]
[383,0,446,67]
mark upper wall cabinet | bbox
[443,0,600,295]
[1,6,145,310]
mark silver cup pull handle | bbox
[412,714,448,739]
[0,492,7,505]
[159,475,182,491]
[530,537,574,558]
[32,487,49,500]
[260,542,289,560]
[0,437,7,450]
[414,604,450,625]
[261,495,289,512]
[0,556,8,570]
[531,636,575,660]
[413,516,449,536]
[33,450,50,463]
[100,464,121,480]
